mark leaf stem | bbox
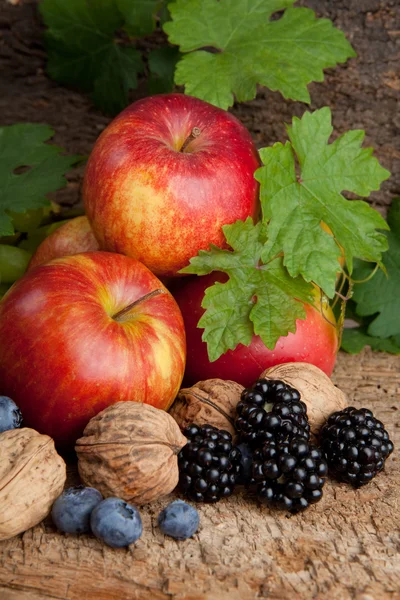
[315,288,337,328]
[351,263,380,284]
[332,268,349,309]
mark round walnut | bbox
[169,379,244,438]
[76,402,187,505]
[260,362,347,437]
[0,428,66,541]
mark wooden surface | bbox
[0,349,399,600]
[1,2,399,598]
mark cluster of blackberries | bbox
[321,406,394,486]
[235,379,310,446]
[177,378,394,514]
[235,378,327,513]
[248,438,328,513]
[178,424,241,503]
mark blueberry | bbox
[0,396,22,433]
[51,486,103,534]
[90,497,142,548]
[158,500,199,541]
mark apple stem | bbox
[180,127,201,152]
[112,288,165,321]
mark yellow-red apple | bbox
[83,94,260,277]
[28,216,99,270]
[172,273,338,388]
[0,252,186,447]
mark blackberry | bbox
[248,437,328,513]
[321,407,394,486]
[236,442,253,485]
[178,424,241,503]
[235,379,310,448]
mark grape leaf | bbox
[148,47,180,94]
[92,46,143,115]
[40,0,143,115]
[341,327,400,355]
[163,0,355,110]
[0,124,79,236]
[255,107,390,298]
[117,0,165,36]
[180,218,314,361]
[350,198,400,338]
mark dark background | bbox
[1,0,399,214]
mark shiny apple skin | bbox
[28,216,99,270]
[0,252,186,447]
[172,273,338,388]
[83,94,260,277]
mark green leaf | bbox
[117,0,165,36]
[92,46,143,115]
[148,46,180,94]
[351,198,400,338]
[39,0,143,115]
[255,107,390,298]
[341,327,400,355]
[0,124,79,237]
[164,0,356,109]
[180,218,314,361]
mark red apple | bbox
[172,273,338,388]
[83,93,260,277]
[28,216,99,270]
[0,252,186,447]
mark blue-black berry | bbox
[0,396,22,433]
[248,437,328,513]
[51,486,103,534]
[90,497,142,548]
[321,407,394,486]
[158,500,199,540]
[236,442,253,485]
[178,424,241,503]
[235,379,310,448]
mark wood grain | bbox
[0,349,399,600]
[0,1,399,597]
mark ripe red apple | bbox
[28,216,99,270]
[172,273,338,388]
[0,252,186,447]
[83,93,260,277]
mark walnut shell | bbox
[75,402,187,505]
[0,428,67,541]
[261,363,347,437]
[169,379,243,438]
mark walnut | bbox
[169,379,244,438]
[261,362,347,437]
[75,402,187,505]
[0,428,67,541]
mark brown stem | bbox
[180,127,201,152]
[112,288,165,321]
